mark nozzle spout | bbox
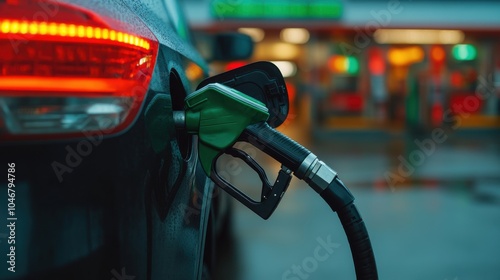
[173,111,185,128]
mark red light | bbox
[285,82,296,104]
[431,46,445,62]
[284,82,296,122]
[431,103,443,126]
[0,1,158,140]
[330,93,364,112]
[450,71,463,88]
[450,93,482,114]
[226,61,247,71]
[430,45,445,75]
[368,48,385,75]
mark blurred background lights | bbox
[180,1,500,278]
[270,61,297,78]
[374,29,465,44]
[238,27,265,42]
[368,48,385,75]
[388,46,424,66]
[431,45,446,62]
[280,28,310,44]
[86,103,123,115]
[452,44,477,60]
[267,42,300,60]
[328,55,359,74]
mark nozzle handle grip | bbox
[242,122,312,173]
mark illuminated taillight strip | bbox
[0,1,159,140]
[0,77,138,95]
[0,19,150,50]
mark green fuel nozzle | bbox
[174,83,269,176]
[173,82,353,218]
[174,82,378,279]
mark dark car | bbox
[0,0,251,279]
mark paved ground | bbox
[215,126,500,280]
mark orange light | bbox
[327,55,359,74]
[329,56,346,72]
[431,46,445,62]
[388,46,424,66]
[0,19,151,50]
[185,62,205,81]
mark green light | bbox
[452,44,477,61]
[211,0,342,19]
[346,56,359,74]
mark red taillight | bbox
[0,0,158,140]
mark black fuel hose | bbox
[321,177,378,279]
[243,122,378,280]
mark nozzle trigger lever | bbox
[210,147,292,220]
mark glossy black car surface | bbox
[0,0,234,279]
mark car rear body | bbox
[0,0,220,279]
